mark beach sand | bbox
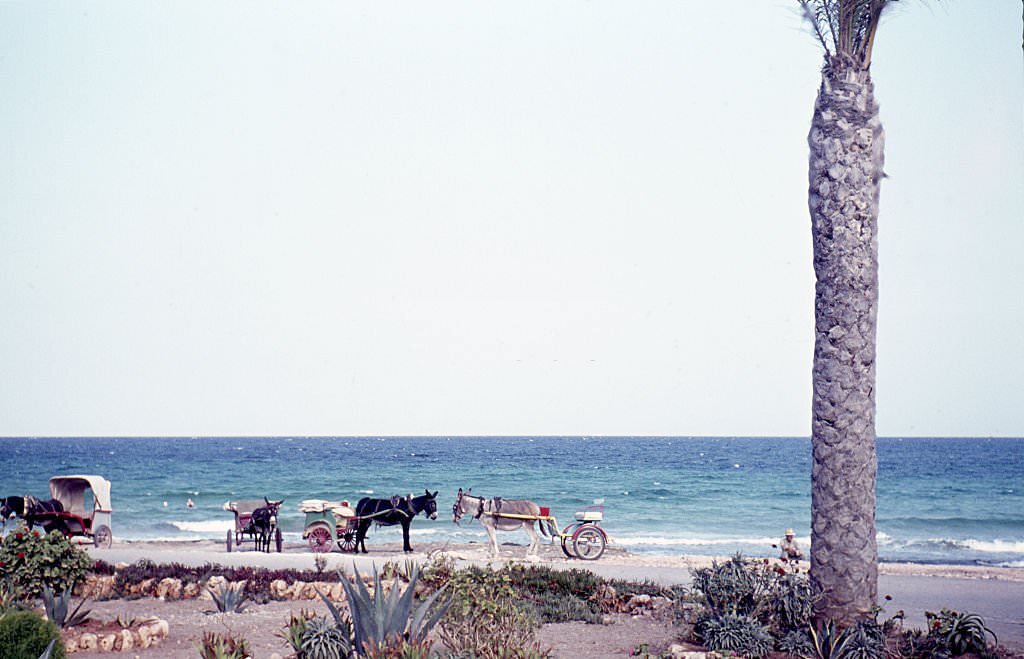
[65,539,1023,658]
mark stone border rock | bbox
[63,618,169,654]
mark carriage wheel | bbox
[572,526,606,560]
[93,524,112,549]
[339,526,357,553]
[307,524,334,553]
[559,524,577,558]
[226,530,233,552]
[275,527,283,553]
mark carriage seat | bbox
[574,505,604,522]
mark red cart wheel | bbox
[307,524,333,553]
[572,525,606,560]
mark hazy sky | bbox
[2,2,1021,437]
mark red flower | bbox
[17,552,25,559]
[15,533,22,540]
[32,531,39,537]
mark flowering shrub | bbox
[0,523,92,597]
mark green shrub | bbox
[0,524,92,597]
[41,586,91,629]
[696,612,773,658]
[690,554,775,618]
[207,581,250,613]
[277,608,316,656]
[196,630,250,659]
[767,572,820,633]
[0,610,67,659]
[777,628,813,655]
[301,616,352,659]
[926,608,997,656]
[438,567,545,659]
[331,564,449,657]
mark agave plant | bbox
[927,608,998,656]
[300,615,353,659]
[809,620,852,659]
[207,581,250,613]
[697,612,773,658]
[324,563,450,655]
[41,585,91,629]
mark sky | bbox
[1,2,1021,438]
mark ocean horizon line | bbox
[3,434,1022,440]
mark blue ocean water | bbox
[0,437,1021,567]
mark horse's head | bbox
[452,488,471,523]
[414,489,438,520]
[0,497,18,520]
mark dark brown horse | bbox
[354,490,438,553]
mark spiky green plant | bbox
[926,608,997,656]
[696,613,773,658]
[334,563,450,655]
[301,616,352,659]
[278,608,316,655]
[777,629,813,656]
[809,620,852,659]
[207,581,250,613]
[40,586,91,629]
[196,630,250,659]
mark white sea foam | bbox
[956,538,1024,553]
[172,520,233,533]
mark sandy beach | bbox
[60,538,1024,657]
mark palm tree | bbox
[800,0,895,626]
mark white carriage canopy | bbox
[49,475,112,515]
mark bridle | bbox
[452,489,486,525]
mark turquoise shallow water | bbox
[1,437,1021,566]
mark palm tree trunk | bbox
[807,66,883,625]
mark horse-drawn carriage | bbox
[300,499,358,553]
[223,498,284,552]
[1,475,114,548]
[453,488,609,560]
[301,490,439,553]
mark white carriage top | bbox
[49,475,112,515]
[222,500,278,515]
[299,499,356,518]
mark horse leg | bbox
[525,522,540,556]
[484,522,500,557]
[402,520,412,553]
[356,520,369,553]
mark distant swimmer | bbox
[779,528,804,562]
[186,498,195,509]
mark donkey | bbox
[245,498,284,552]
[354,490,438,553]
[1,495,64,533]
[452,488,542,557]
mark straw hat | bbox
[785,528,795,536]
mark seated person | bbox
[779,528,804,561]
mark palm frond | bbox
[800,0,896,70]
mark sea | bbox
[1,437,1021,568]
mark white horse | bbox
[452,488,542,557]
